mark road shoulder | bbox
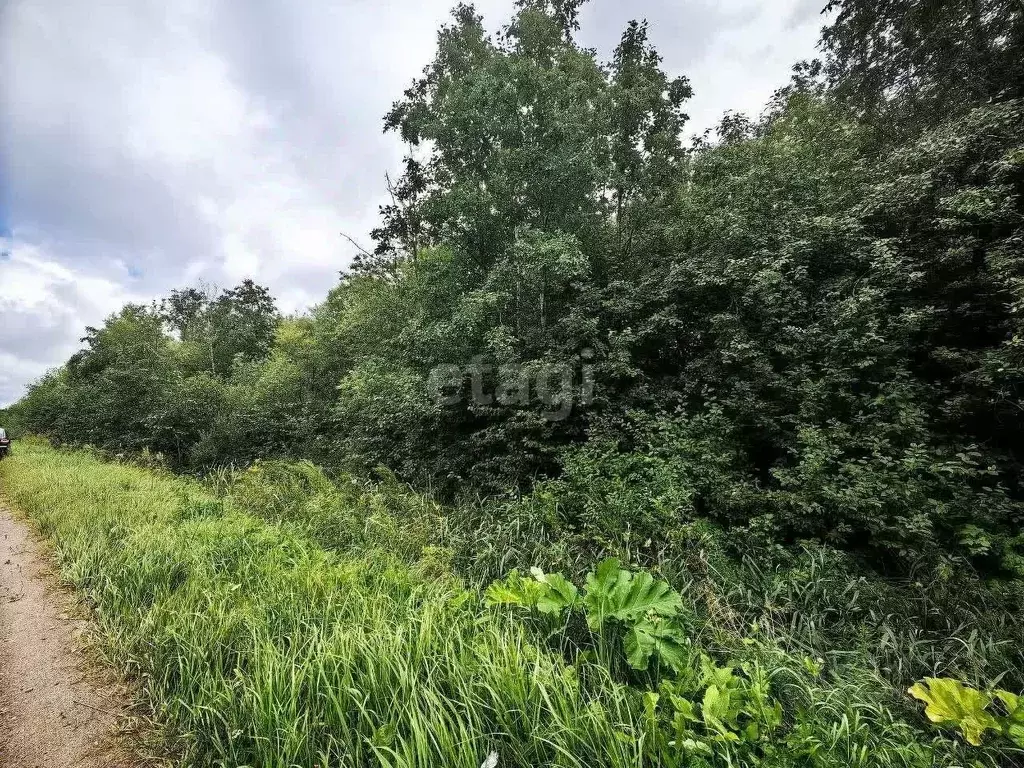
[0,502,154,768]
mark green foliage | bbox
[820,0,1023,142]
[625,617,690,674]
[10,281,283,465]
[530,567,580,614]
[5,3,1024,763]
[160,279,279,379]
[483,568,548,609]
[1,443,658,768]
[219,458,447,563]
[909,678,999,746]
[909,677,1024,748]
[582,557,682,630]
[640,659,787,765]
[10,0,1024,579]
[7,435,1021,766]
[997,690,1024,748]
[0,406,24,437]
[488,558,690,674]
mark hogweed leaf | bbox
[624,619,690,672]
[583,559,682,630]
[532,569,579,615]
[612,571,683,622]
[485,570,544,609]
[583,557,629,628]
[908,678,999,746]
[995,690,1024,747]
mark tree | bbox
[63,305,175,451]
[10,0,1024,573]
[159,279,279,378]
[821,0,1024,140]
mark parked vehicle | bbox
[0,428,10,459]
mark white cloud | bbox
[680,0,826,135]
[576,0,827,137]
[0,0,827,406]
[0,237,138,404]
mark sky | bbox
[0,0,827,407]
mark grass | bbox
[0,442,650,767]
[1,440,1020,767]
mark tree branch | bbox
[339,231,374,259]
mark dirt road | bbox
[0,503,147,767]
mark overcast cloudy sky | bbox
[0,0,826,406]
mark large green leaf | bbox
[583,558,682,631]
[530,567,580,615]
[995,690,1024,748]
[701,684,740,741]
[908,678,999,746]
[624,618,690,672]
[485,569,544,609]
[486,567,579,618]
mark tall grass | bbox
[1,443,646,767]
[1,441,1017,766]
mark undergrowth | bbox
[1,441,1021,766]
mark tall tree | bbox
[821,0,1024,139]
[159,280,279,378]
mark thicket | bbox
[2,441,1022,766]
[3,0,1024,761]
[9,0,1024,575]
